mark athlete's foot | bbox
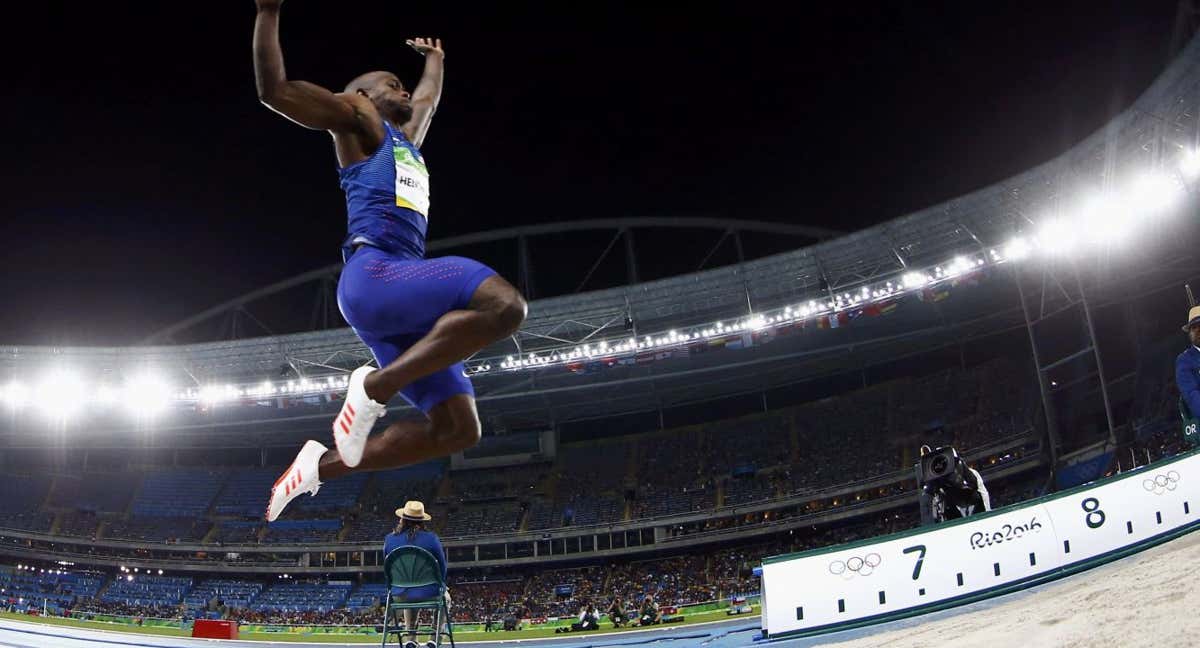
[266,440,326,522]
[333,366,389,467]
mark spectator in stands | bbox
[1177,305,1200,424]
[384,501,449,648]
[639,595,659,626]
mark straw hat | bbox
[395,500,432,521]
[1184,306,1200,332]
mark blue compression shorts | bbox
[337,245,497,413]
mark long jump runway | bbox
[5,529,1200,648]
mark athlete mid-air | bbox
[252,0,527,521]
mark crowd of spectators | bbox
[0,462,1163,629]
[0,358,1045,546]
[1,355,1188,631]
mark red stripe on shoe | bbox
[273,463,297,488]
[346,402,356,417]
[339,419,351,435]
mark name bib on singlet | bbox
[392,136,430,217]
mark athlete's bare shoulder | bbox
[331,92,387,167]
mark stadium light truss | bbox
[0,156,1193,418]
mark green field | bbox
[0,607,759,643]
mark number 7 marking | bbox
[903,544,927,580]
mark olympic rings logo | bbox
[828,553,881,578]
[1142,471,1181,496]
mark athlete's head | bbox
[345,71,413,124]
[1190,321,1200,347]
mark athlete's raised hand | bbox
[403,37,445,147]
[406,37,444,57]
[255,0,283,10]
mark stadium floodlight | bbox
[32,369,87,422]
[1181,148,1200,179]
[1004,236,1031,261]
[1035,217,1077,256]
[95,384,119,406]
[901,272,928,289]
[198,385,223,405]
[0,381,28,409]
[198,383,239,406]
[247,380,275,398]
[947,256,973,277]
[1073,191,1130,248]
[124,372,173,419]
[1125,171,1183,217]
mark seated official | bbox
[1177,306,1200,425]
[384,501,450,648]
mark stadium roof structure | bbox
[3,34,1200,434]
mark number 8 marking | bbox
[1082,497,1105,529]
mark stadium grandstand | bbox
[3,22,1200,645]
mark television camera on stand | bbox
[917,445,991,525]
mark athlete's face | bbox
[1189,322,1200,347]
[368,73,413,124]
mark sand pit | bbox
[816,529,1200,648]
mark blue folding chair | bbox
[381,546,454,647]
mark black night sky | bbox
[0,1,1188,345]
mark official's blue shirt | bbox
[384,529,447,599]
[1177,346,1200,419]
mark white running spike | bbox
[266,440,326,522]
[333,366,388,468]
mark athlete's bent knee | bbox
[449,416,482,452]
[494,292,527,337]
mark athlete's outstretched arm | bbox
[403,37,445,148]
[253,0,360,132]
